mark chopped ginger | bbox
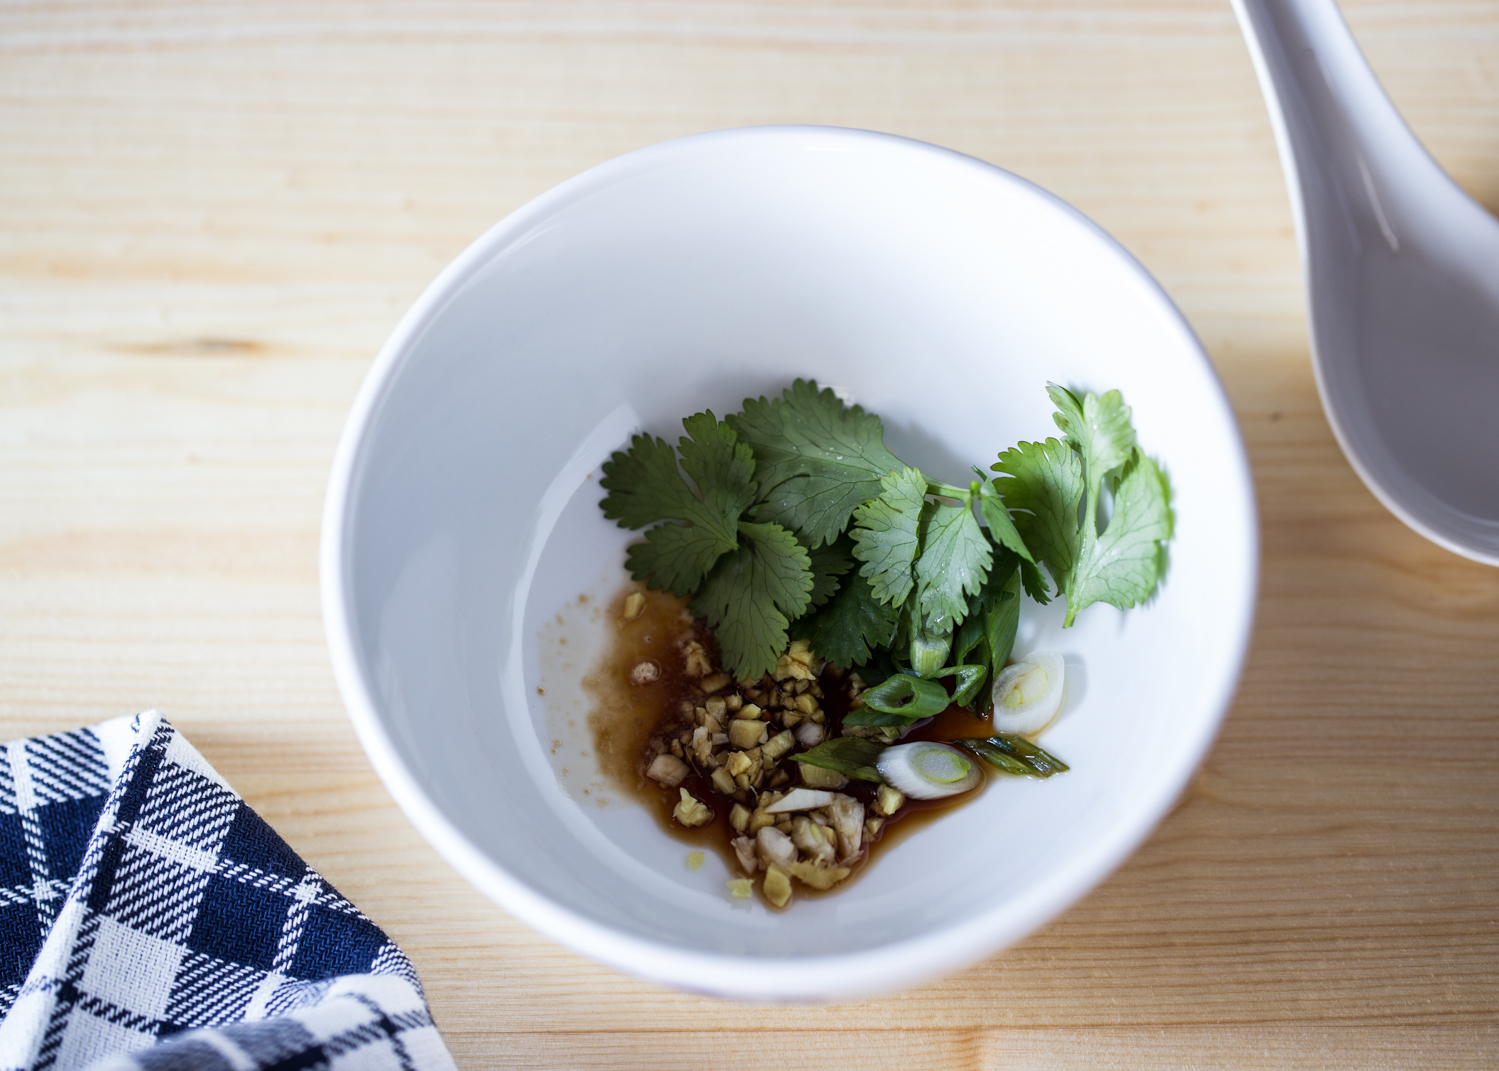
[727,719,766,750]
[630,638,930,909]
[763,865,793,908]
[773,639,817,682]
[646,753,689,787]
[699,672,732,694]
[681,640,712,678]
[874,784,905,816]
[673,789,713,827]
[787,859,851,891]
[761,729,795,761]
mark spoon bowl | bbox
[1233,0,1499,563]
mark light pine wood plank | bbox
[2,1,1498,1067]
[454,1026,1499,1070]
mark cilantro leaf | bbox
[624,522,739,599]
[975,477,1035,563]
[736,521,815,621]
[1041,386,1172,625]
[728,380,905,548]
[790,568,900,670]
[1019,559,1052,604]
[804,534,855,609]
[601,411,757,595]
[994,387,1171,628]
[850,467,929,607]
[1048,383,1136,514]
[690,521,813,681]
[914,501,992,634]
[601,412,755,534]
[598,433,686,530]
[991,438,1083,596]
[1066,449,1173,625]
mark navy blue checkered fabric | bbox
[0,713,455,1071]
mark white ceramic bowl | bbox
[321,126,1257,1001]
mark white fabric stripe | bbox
[123,826,219,874]
[241,973,284,1023]
[270,870,320,976]
[6,741,36,815]
[72,1055,134,1071]
[6,740,60,934]
[198,1028,257,1071]
[0,880,67,910]
[93,715,141,787]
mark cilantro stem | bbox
[924,479,975,503]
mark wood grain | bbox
[2,1,1498,1066]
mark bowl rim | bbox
[320,124,1259,1001]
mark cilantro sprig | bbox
[600,411,812,680]
[600,379,1171,693]
[993,384,1174,626]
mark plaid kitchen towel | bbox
[0,711,456,1071]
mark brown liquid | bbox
[584,585,998,905]
[909,702,998,745]
[581,585,702,798]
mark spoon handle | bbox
[1229,0,1469,255]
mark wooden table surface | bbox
[4,1,1498,1066]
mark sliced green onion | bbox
[844,673,950,726]
[908,626,951,678]
[946,664,988,707]
[876,741,981,799]
[954,735,1069,779]
[990,651,1065,733]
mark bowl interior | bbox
[326,127,1256,1000]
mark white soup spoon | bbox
[1233,0,1499,564]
